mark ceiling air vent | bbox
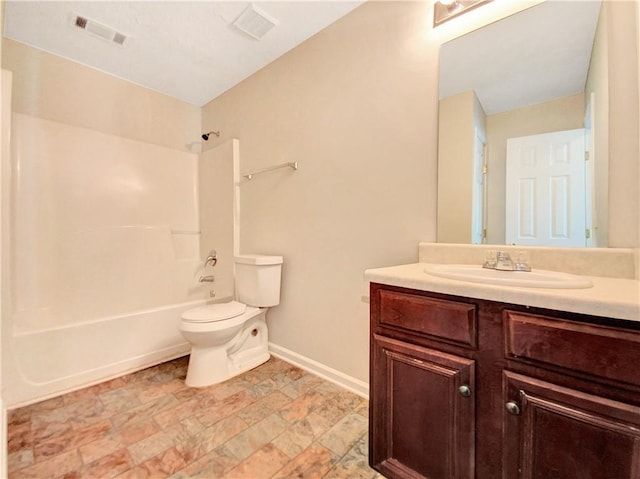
[232,4,277,40]
[72,13,128,46]
[112,32,127,46]
[75,16,88,29]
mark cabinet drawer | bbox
[379,290,477,348]
[505,311,640,386]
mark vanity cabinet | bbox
[503,371,640,479]
[369,282,640,479]
[370,335,475,478]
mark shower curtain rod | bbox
[244,161,298,180]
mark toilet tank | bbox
[234,255,283,307]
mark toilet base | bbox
[184,315,270,387]
[185,350,270,387]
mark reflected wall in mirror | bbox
[436,0,639,248]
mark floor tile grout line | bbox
[8,357,378,479]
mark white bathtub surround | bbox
[11,114,203,332]
[366,243,640,322]
[4,113,211,408]
[1,41,209,445]
[3,299,222,408]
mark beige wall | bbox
[585,3,610,247]
[581,0,640,249]
[201,0,639,383]
[485,93,585,244]
[437,90,484,244]
[2,39,200,152]
[606,0,639,248]
[202,1,439,382]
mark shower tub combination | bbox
[5,299,209,407]
[4,114,222,407]
[5,226,216,407]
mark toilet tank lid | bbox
[235,254,283,265]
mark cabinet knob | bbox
[505,401,521,415]
[458,385,472,397]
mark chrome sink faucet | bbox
[495,251,514,271]
[483,250,531,272]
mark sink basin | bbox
[424,264,593,289]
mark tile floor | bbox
[7,356,384,479]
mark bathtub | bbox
[5,299,212,408]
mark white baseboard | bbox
[268,343,369,399]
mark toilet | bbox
[179,254,283,387]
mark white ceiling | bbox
[3,1,364,106]
[439,1,602,115]
[4,1,604,112]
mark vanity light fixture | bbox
[434,0,492,26]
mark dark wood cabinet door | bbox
[503,371,640,479]
[370,334,475,479]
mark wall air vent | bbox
[231,4,277,40]
[71,13,128,46]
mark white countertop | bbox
[365,263,640,323]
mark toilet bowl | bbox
[179,254,282,387]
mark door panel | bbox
[370,334,475,479]
[506,129,586,246]
[503,371,640,479]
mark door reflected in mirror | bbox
[436,1,610,247]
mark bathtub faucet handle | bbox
[204,249,217,268]
[199,275,215,283]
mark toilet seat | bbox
[182,301,247,323]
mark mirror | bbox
[436,1,621,247]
